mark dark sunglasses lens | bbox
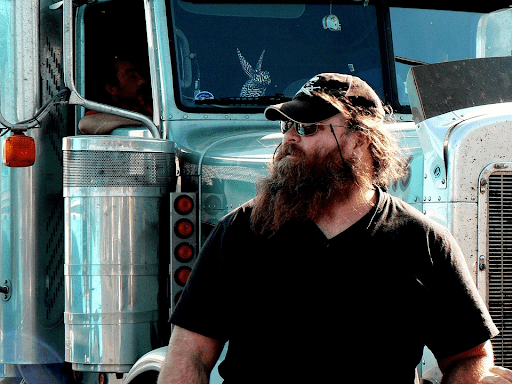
[281,121,293,134]
[297,124,317,136]
[281,122,318,136]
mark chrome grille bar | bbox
[488,173,512,368]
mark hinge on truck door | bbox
[0,279,11,301]
[479,255,487,271]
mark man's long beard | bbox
[251,141,370,237]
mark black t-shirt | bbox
[171,190,499,383]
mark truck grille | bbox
[488,172,512,368]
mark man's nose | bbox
[135,72,146,86]
[283,124,301,143]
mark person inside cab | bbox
[79,54,152,135]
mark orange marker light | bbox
[3,132,36,167]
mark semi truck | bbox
[0,0,512,383]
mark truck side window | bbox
[79,0,153,134]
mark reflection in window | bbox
[390,8,483,106]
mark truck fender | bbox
[123,347,167,384]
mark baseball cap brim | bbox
[264,97,341,124]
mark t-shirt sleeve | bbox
[424,227,499,359]
[170,209,243,342]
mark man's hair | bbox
[317,92,406,189]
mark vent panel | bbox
[488,173,512,368]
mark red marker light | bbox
[175,218,194,238]
[175,266,192,286]
[175,242,194,262]
[174,195,194,215]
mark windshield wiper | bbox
[195,94,291,106]
[395,56,429,66]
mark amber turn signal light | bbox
[3,131,35,167]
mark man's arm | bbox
[78,112,142,135]
[157,325,223,384]
[438,341,512,383]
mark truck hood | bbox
[170,120,282,225]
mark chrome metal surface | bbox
[144,0,174,140]
[0,0,70,367]
[486,171,512,369]
[123,347,166,384]
[63,136,174,372]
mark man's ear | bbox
[350,131,370,150]
[105,83,117,96]
[346,131,370,161]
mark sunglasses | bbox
[280,121,347,137]
[280,121,322,136]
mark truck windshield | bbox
[169,2,501,113]
[169,1,384,111]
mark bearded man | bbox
[158,74,512,384]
